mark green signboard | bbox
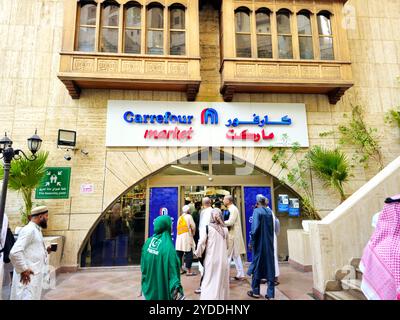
[35,167,71,199]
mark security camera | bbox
[64,152,72,161]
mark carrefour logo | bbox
[201,108,218,125]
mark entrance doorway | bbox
[182,185,242,215]
[80,148,304,267]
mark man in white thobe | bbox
[199,197,213,232]
[194,197,213,294]
[10,206,51,300]
[223,195,246,280]
[270,206,280,281]
[0,213,8,300]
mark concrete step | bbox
[350,258,361,270]
[325,290,365,301]
[341,279,362,291]
[334,268,351,281]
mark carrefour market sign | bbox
[106,101,309,147]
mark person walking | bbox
[199,197,213,231]
[195,197,213,294]
[247,195,276,300]
[195,208,229,300]
[176,205,196,276]
[191,201,202,246]
[360,195,400,300]
[0,213,9,300]
[260,201,281,286]
[223,195,246,280]
[9,206,53,300]
[141,215,184,300]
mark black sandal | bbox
[247,291,260,299]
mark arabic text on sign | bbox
[225,115,292,127]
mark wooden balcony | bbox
[58,53,201,101]
[220,59,354,104]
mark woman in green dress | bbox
[141,215,184,300]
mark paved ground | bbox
[42,263,315,300]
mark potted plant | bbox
[0,151,49,225]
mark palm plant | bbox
[0,151,49,225]
[307,146,350,203]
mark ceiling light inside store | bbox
[170,165,209,176]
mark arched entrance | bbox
[79,148,305,267]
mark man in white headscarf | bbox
[257,195,280,286]
[0,213,9,300]
[10,206,52,300]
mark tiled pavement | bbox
[42,263,315,300]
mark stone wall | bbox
[0,0,399,267]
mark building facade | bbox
[0,0,400,271]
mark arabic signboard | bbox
[106,101,309,147]
[35,167,71,199]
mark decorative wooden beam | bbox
[62,80,81,99]
[186,84,200,101]
[328,87,348,105]
[220,85,235,102]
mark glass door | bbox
[148,187,179,244]
[243,186,272,262]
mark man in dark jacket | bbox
[191,201,202,246]
[247,194,275,300]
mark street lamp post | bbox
[0,131,42,232]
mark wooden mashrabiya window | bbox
[75,0,187,55]
[58,0,200,101]
[221,0,353,104]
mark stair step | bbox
[325,290,364,301]
[350,258,361,270]
[341,279,362,291]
